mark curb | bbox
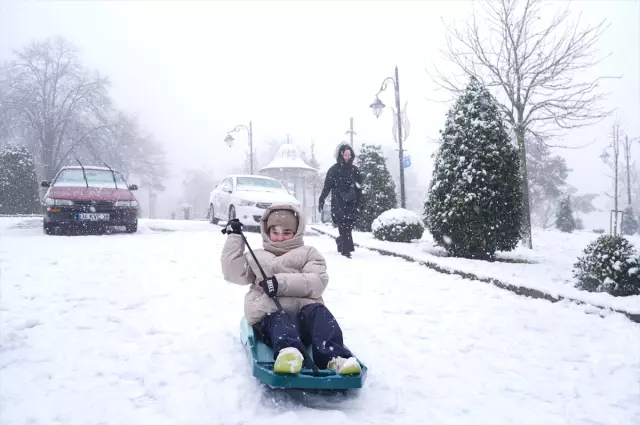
[311,226,640,324]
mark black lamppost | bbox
[370,66,405,208]
[225,121,254,174]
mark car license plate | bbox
[77,213,110,221]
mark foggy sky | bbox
[1,0,638,220]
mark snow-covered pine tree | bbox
[621,206,638,235]
[0,144,40,214]
[424,77,523,259]
[555,195,577,233]
[356,143,397,231]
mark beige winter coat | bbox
[220,202,329,325]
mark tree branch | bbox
[428,0,617,144]
[54,125,109,171]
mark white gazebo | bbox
[259,143,318,217]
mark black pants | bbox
[332,211,355,254]
[336,224,355,254]
[257,303,352,369]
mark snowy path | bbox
[1,218,638,425]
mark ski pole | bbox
[222,221,320,376]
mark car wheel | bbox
[209,204,219,224]
[43,222,55,235]
[126,221,138,233]
[229,205,236,222]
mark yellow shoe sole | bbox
[339,361,362,375]
[273,349,303,374]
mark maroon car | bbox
[41,165,139,234]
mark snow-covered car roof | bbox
[60,165,119,172]
[227,174,278,180]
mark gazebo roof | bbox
[259,143,318,175]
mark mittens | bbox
[259,276,279,298]
[226,218,243,235]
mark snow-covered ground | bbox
[1,217,639,425]
[311,224,640,316]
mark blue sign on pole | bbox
[402,155,411,169]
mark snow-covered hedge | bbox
[573,235,640,296]
[371,208,424,243]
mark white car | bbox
[208,174,301,227]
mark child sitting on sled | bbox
[220,202,361,375]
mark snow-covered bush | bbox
[573,235,640,296]
[372,208,424,243]
[424,77,522,259]
[0,144,40,214]
[592,228,605,234]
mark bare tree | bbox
[182,166,216,219]
[0,76,20,146]
[1,37,111,180]
[134,134,169,193]
[535,200,558,229]
[527,133,570,227]
[82,111,168,192]
[601,120,623,234]
[631,164,640,214]
[429,0,614,248]
[0,85,9,144]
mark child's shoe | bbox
[273,347,303,374]
[327,356,361,375]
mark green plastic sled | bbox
[239,316,368,390]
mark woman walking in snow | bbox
[220,202,362,375]
[318,143,362,258]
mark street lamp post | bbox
[370,66,406,208]
[224,120,254,174]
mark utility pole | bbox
[248,120,254,175]
[624,135,632,206]
[601,122,622,235]
[345,117,357,150]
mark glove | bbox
[259,276,279,298]
[318,203,324,214]
[225,218,243,235]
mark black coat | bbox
[319,145,362,225]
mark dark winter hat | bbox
[266,209,299,232]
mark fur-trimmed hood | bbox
[335,143,356,165]
[259,202,305,256]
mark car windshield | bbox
[235,177,286,192]
[53,169,128,188]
